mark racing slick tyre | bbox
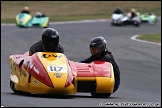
[43,25,48,28]
[43,23,49,28]
[10,80,30,95]
[134,21,140,27]
[91,93,111,98]
[148,18,157,26]
[10,80,20,94]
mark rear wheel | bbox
[91,93,111,98]
[134,21,140,27]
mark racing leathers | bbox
[29,40,64,56]
[81,50,120,93]
[130,12,137,19]
[21,10,30,14]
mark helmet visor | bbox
[90,47,102,55]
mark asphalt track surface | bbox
[1,19,161,107]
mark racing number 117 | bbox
[49,66,63,72]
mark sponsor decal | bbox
[41,54,62,58]
[19,18,24,22]
[22,70,27,77]
[27,60,39,74]
[33,67,39,74]
[34,80,39,85]
[27,60,34,69]
[54,73,62,78]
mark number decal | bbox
[47,66,67,73]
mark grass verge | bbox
[1,1,161,23]
[137,33,161,43]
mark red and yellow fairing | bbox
[9,52,76,94]
[9,52,115,95]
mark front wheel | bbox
[148,18,157,25]
[10,80,14,91]
[91,93,111,98]
[10,80,29,95]
[43,23,49,28]
[10,80,20,94]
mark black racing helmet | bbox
[42,28,59,52]
[89,36,107,56]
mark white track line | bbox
[131,35,161,45]
[1,19,110,26]
[1,20,161,46]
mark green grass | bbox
[1,1,161,23]
[137,33,161,43]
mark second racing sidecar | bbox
[140,13,157,25]
[111,13,141,27]
[16,13,49,28]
